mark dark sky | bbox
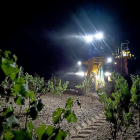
[1,1,140,79]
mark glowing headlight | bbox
[75,71,85,76]
[107,57,112,63]
[114,62,117,65]
[78,61,81,66]
[104,72,111,76]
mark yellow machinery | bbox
[82,57,106,90]
[82,57,105,78]
[81,42,134,91]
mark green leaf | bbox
[13,77,30,97]
[13,54,17,62]
[1,57,19,80]
[3,125,10,131]
[46,125,54,137]
[4,131,14,140]
[27,121,33,133]
[37,99,45,112]
[25,108,29,114]
[30,98,35,105]
[12,129,32,140]
[30,91,35,98]
[14,96,25,105]
[64,110,77,123]
[4,51,11,58]
[29,107,38,120]
[6,115,19,128]
[36,124,46,140]
[65,97,73,109]
[50,129,67,140]
[53,108,65,124]
[2,106,13,117]
[98,89,103,93]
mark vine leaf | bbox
[12,129,32,140]
[25,108,29,114]
[27,121,33,133]
[64,110,77,123]
[53,108,65,124]
[36,124,46,140]
[6,115,19,128]
[30,91,35,98]
[50,129,67,140]
[12,77,30,97]
[14,96,25,105]
[1,57,19,80]
[65,98,73,109]
[46,125,54,137]
[2,106,13,117]
[26,121,34,139]
[4,131,14,140]
[30,98,36,105]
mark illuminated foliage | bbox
[0,50,78,140]
[98,72,134,140]
[75,77,93,93]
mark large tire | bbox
[104,81,114,98]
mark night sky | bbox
[1,1,140,79]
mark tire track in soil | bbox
[1,92,140,139]
[67,111,106,140]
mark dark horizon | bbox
[1,1,140,79]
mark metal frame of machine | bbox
[82,41,134,90]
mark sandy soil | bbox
[0,90,104,137]
[1,90,140,140]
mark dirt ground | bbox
[0,90,104,136]
[17,90,104,130]
[1,90,140,140]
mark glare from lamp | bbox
[78,61,81,66]
[84,36,93,43]
[105,72,111,76]
[94,32,103,39]
[107,57,112,63]
[75,71,85,76]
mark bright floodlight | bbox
[78,61,81,66]
[75,71,85,76]
[107,57,112,63]
[84,36,93,42]
[104,72,111,76]
[94,33,103,39]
